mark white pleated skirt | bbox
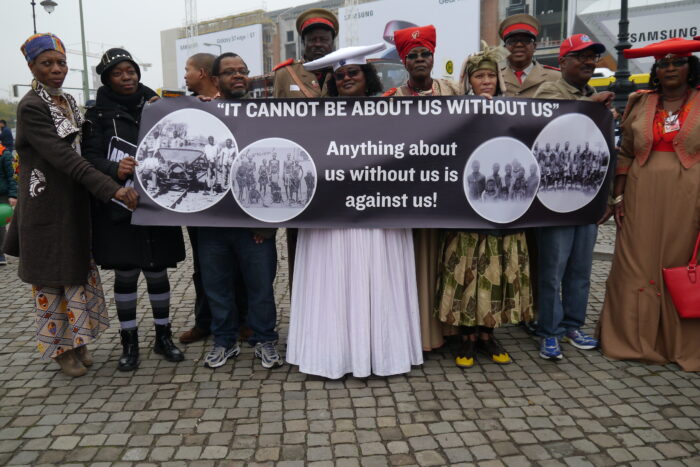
[287,228,423,379]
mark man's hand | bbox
[597,205,613,225]
[8,197,17,208]
[197,95,214,102]
[591,91,614,108]
[117,157,137,181]
[114,187,139,210]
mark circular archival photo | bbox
[135,108,236,213]
[464,137,540,224]
[533,113,610,213]
[231,138,317,223]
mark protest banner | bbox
[131,95,614,229]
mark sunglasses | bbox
[656,57,689,69]
[505,36,535,46]
[334,68,362,81]
[405,51,433,60]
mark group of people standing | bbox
[3,7,700,379]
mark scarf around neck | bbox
[32,79,83,142]
[96,83,157,118]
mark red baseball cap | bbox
[559,34,606,58]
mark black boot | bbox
[118,328,140,371]
[154,324,185,362]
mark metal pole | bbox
[609,0,636,112]
[31,0,37,34]
[78,0,90,103]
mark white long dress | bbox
[287,228,423,379]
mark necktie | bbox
[515,70,525,84]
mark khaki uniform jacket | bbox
[501,62,560,98]
[533,78,596,101]
[273,60,329,98]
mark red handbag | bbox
[663,232,700,318]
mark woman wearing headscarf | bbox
[434,43,533,368]
[82,48,186,371]
[287,44,423,379]
[3,34,139,377]
[384,25,461,352]
[598,39,700,371]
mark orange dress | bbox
[599,92,700,371]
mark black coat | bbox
[82,85,185,270]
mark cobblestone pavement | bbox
[1,226,699,467]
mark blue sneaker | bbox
[254,341,283,369]
[562,329,599,350]
[539,337,563,361]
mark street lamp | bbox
[30,0,58,34]
[608,0,636,113]
[203,42,222,54]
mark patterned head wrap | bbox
[394,25,436,62]
[459,41,508,95]
[21,33,66,63]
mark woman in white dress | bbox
[287,44,423,379]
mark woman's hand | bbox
[117,157,137,181]
[478,92,493,100]
[614,200,625,229]
[591,91,614,108]
[8,197,17,208]
[114,187,139,210]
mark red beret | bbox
[623,38,700,60]
[394,25,436,61]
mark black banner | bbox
[131,96,614,228]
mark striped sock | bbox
[114,268,141,329]
[143,269,170,325]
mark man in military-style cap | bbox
[272,8,338,288]
[499,13,560,98]
[272,8,339,98]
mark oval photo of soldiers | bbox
[533,113,610,213]
[463,137,540,224]
[231,137,317,223]
[135,108,237,213]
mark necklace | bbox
[407,79,436,96]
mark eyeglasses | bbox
[405,51,433,60]
[656,57,689,69]
[334,68,362,81]
[219,68,250,77]
[505,36,535,46]
[566,53,600,63]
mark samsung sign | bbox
[629,27,699,44]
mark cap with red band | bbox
[499,14,540,40]
[394,25,437,62]
[623,37,700,60]
[559,34,606,58]
[296,8,339,38]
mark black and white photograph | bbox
[231,137,317,223]
[533,113,610,213]
[463,137,540,224]
[135,108,237,213]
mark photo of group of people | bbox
[231,138,317,223]
[135,109,236,213]
[464,137,540,224]
[533,113,610,213]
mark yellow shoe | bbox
[455,339,476,369]
[478,335,513,365]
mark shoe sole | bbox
[205,347,240,369]
[561,337,598,350]
[117,361,140,371]
[154,346,186,362]
[539,351,563,361]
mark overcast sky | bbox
[0,0,316,101]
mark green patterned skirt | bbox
[434,231,533,328]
